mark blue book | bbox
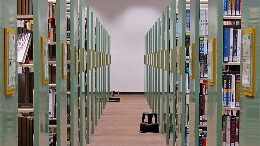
[223,28,230,62]
[224,0,228,15]
[235,0,240,15]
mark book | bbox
[226,113,231,145]
[224,0,228,16]
[231,74,236,108]
[223,74,228,107]
[230,112,237,146]
[232,29,238,62]
[223,28,230,62]
[235,0,240,15]
[231,0,236,16]
[229,28,234,62]
[237,29,241,62]
[235,75,240,107]
[222,114,227,146]
[227,0,232,15]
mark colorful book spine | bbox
[227,75,232,107]
[224,0,228,15]
[231,74,236,108]
[235,75,240,107]
[226,114,231,145]
[229,28,234,62]
[231,0,236,16]
[223,28,230,62]
[236,0,240,15]
[230,113,237,146]
[227,0,232,15]
[233,29,238,62]
[237,29,241,62]
[223,74,228,107]
[222,114,227,146]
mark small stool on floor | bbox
[139,112,159,133]
[109,91,120,102]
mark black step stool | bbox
[109,91,120,102]
[139,112,159,133]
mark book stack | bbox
[223,28,241,63]
[223,0,241,16]
[17,0,33,15]
[222,74,240,108]
[222,111,239,146]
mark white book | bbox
[17,33,31,63]
[229,28,234,62]
[237,29,241,62]
[231,75,236,108]
[200,9,206,36]
[226,115,231,146]
[205,9,209,35]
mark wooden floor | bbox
[88,94,167,146]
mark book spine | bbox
[233,29,238,62]
[224,0,228,15]
[205,9,208,35]
[235,75,240,107]
[231,74,236,108]
[236,0,240,15]
[200,9,206,36]
[229,28,234,62]
[236,111,240,145]
[223,74,227,107]
[230,114,237,146]
[222,115,227,146]
[237,29,241,62]
[228,75,232,107]
[226,115,231,145]
[231,0,236,16]
[228,0,232,15]
[223,28,230,62]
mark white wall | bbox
[86,0,171,92]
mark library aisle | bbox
[88,95,167,146]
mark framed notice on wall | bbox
[4,28,16,95]
[208,38,216,86]
[41,36,49,84]
[242,28,256,97]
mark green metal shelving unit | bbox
[207,0,223,145]
[33,0,49,145]
[70,0,79,145]
[56,0,68,145]
[189,0,200,146]
[0,0,18,146]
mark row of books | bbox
[17,0,33,15]
[224,0,241,16]
[223,28,241,63]
[222,111,239,146]
[18,116,33,146]
[222,74,240,108]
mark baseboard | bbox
[119,92,144,95]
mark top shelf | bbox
[17,15,33,20]
[223,16,242,20]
